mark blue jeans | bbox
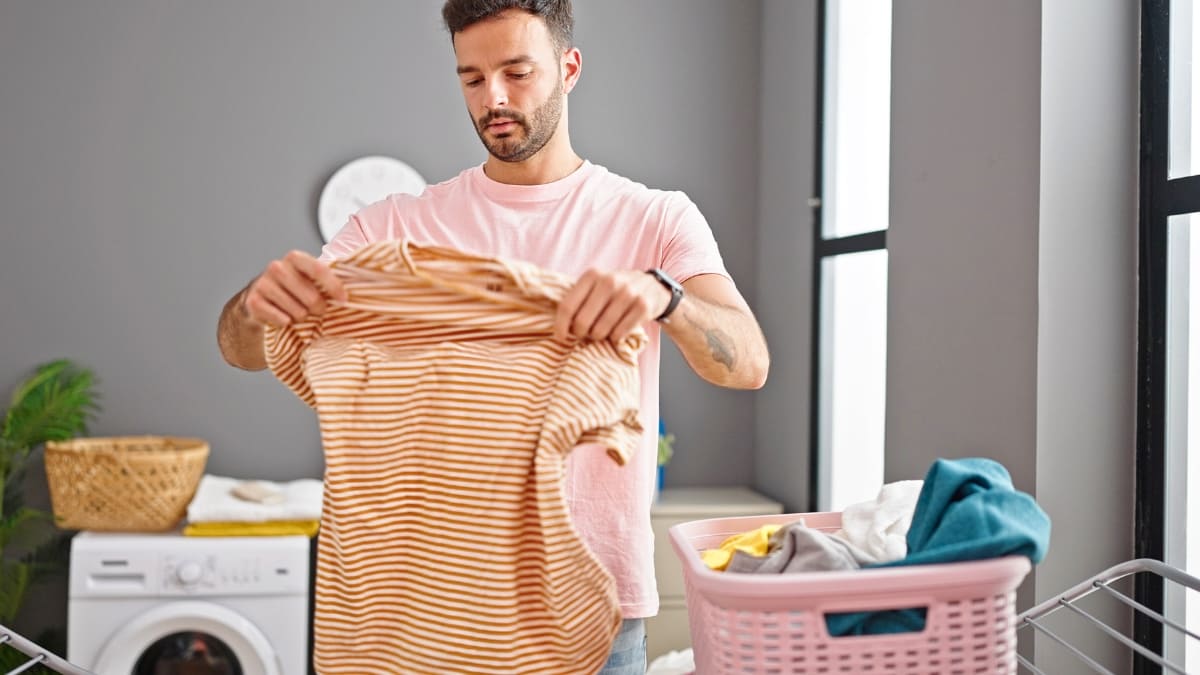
[598,618,646,675]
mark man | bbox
[217,1,769,672]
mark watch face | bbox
[317,156,426,243]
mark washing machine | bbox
[68,531,310,675]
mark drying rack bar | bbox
[1017,558,1200,674]
[0,625,92,675]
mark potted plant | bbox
[0,359,99,671]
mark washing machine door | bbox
[91,601,283,675]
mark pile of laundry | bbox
[702,457,1051,635]
[184,474,323,537]
[703,477,922,574]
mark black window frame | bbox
[1137,0,1196,672]
[808,0,890,511]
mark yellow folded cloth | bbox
[183,520,320,537]
[701,524,782,571]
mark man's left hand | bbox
[553,269,672,343]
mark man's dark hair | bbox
[442,0,574,53]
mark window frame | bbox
[808,0,890,511]
[1138,0,1189,671]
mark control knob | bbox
[176,560,203,585]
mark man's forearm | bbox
[217,286,268,371]
[662,296,769,389]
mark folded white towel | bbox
[832,479,924,564]
[186,474,323,524]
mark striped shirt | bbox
[319,160,731,618]
[264,241,646,674]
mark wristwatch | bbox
[646,268,684,322]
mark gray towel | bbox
[726,521,876,574]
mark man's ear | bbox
[562,47,582,94]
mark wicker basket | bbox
[43,436,209,532]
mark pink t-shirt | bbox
[318,160,729,618]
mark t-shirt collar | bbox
[472,160,595,204]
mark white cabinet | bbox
[646,486,785,660]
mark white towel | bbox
[186,474,323,523]
[646,649,695,675]
[832,479,924,564]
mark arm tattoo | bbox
[687,315,737,371]
[707,329,736,371]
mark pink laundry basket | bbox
[668,512,1031,675]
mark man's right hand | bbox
[241,250,347,327]
[218,250,347,370]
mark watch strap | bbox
[647,268,684,322]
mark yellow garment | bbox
[701,524,782,571]
[183,520,320,537]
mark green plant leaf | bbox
[657,432,675,467]
[0,559,30,625]
[0,358,99,642]
[1,465,32,527]
[2,359,100,455]
[0,507,51,553]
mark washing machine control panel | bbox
[69,534,310,598]
[164,555,290,594]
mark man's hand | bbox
[242,250,347,327]
[217,250,347,370]
[553,269,671,343]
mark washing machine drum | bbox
[92,601,282,675]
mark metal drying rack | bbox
[1016,558,1200,674]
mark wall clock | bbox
[317,155,426,243]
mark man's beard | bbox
[473,80,564,163]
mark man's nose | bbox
[486,77,509,109]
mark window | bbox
[811,0,892,511]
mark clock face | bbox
[317,155,427,243]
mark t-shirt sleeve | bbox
[577,407,643,467]
[557,337,647,466]
[317,213,371,263]
[262,319,320,408]
[659,192,730,283]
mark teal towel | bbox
[826,457,1050,636]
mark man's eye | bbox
[464,79,483,87]
[509,72,531,79]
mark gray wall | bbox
[0,0,762,482]
[886,0,1042,497]
[0,0,763,638]
[886,0,1043,647]
[1037,0,1138,671]
[753,0,818,512]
